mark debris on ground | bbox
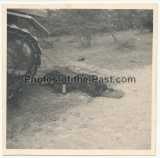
[79,57,85,61]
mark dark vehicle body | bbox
[7,9,50,98]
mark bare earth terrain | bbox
[7,31,152,149]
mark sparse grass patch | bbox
[109,31,136,51]
[39,30,152,70]
[55,38,61,42]
[118,35,136,51]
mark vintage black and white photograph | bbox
[3,4,157,155]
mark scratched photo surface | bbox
[6,8,154,151]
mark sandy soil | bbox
[7,32,152,149]
[7,63,151,149]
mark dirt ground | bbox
[7,31,152,149]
